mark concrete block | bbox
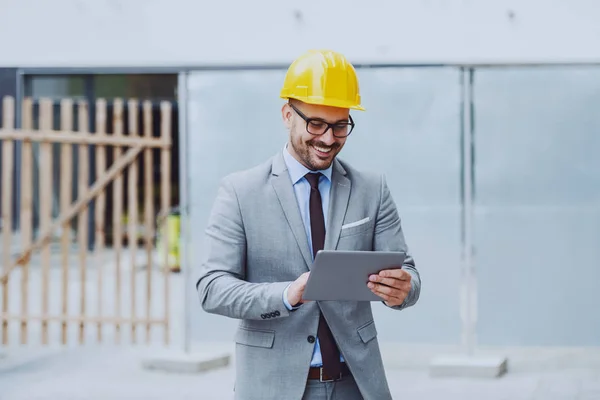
[429,354,508,378]
[141,351,231,374]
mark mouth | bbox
[311,144,334,158]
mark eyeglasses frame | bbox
[289,102,355,138]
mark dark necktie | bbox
[305,172,342,377]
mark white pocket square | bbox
[341,217,370,230]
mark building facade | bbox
[1,0,599,350]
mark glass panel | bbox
[186,67,463,345]
[474,67,600,346]
[186,69,289,342]
[94,74,177,100]
[344,67,463,344]
[24,75,85,99]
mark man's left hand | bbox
[367,268,412,307]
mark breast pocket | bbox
[337,217,375,251]
[339,217,374,238]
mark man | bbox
[196,49,421,400]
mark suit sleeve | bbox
[373,174,421,310]
[196,177,292,320]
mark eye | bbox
[308,121,326,129]
[334,123,350,129]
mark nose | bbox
[319,128,336,146]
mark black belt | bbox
[307,363,351,382]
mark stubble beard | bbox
[290,135,341,171]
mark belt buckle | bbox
[319,368,342,383]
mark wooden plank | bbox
[143,100,154,344]
[1,313,164,325]
[160,101,172,345]
[0,129,169,147]
[59,98,73,345]
[77,100,89,344]
[127,99,139,344]
[39,98,53,345]
[0,145,144,284]
[112,98,124,344]
[1,96,15,345]
[95,99,107,343]
[20,97,33,344]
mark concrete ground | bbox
[1,345,600,400]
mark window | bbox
[24,75,86,99]
[94,74,177,100]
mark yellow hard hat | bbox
[280,49,365,111]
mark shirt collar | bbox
[282,143,333,185]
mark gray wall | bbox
[185,66,600,347]
[474,67,600,346]
[3,1,600,67]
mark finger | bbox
[378,268,410,281]
[371,290,392,302]
[367,282,407,298]
[368,276,411,291]
[368,275,408,288]
[368,285,406,305]
[369,276,406,291]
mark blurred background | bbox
[1,0,599,399]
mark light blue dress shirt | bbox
[280,144,345,367]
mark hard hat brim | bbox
[281,94,365,111]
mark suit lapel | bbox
[270,152,313,269]
[325,159,351,250]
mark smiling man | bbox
[284,100,350,170]
[196,49,421,400]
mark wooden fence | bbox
[0,95,173,346]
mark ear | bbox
[281,102,293,129]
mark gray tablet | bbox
[302,250,407,301]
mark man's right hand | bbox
[287,272,310,306]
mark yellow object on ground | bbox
[157,209,181,272]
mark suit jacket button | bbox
[261,314,266,319]
[274,311,280,316]
[307,335,315,343]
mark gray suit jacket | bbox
[196,150,421,400]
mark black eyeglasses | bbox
[289,103,355,138]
